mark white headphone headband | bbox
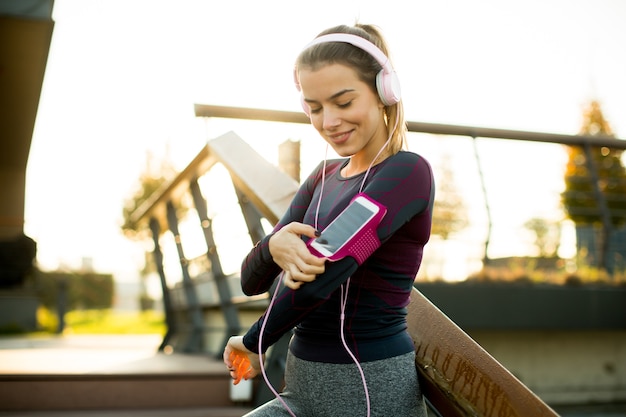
[296,32,402,109]
[302,33,393,75]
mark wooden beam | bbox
[407,287,559,417]
[194,104,626,149]
[129,131,299,231]
[195,104,310,125]
[129,146,219,229]
[206,131,299,224]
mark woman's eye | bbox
[309,99,351,115]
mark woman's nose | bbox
[322,109,341,130]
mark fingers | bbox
[290,256,325,278]
[285,222,319,240]
[282,271,303,290]
[269,223,327,282]
[229,350,253,385]
[223,336,238,369]
[283,262,324,290]
[223,336,261,383]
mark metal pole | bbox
[582,143,613,272]
[149,217,176,352]
[165,200,204,353]
[189,178,241,355]
[472,136,493,266]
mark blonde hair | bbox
[296,24,407,154]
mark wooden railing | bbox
[129,130,298,405]
[196,104,626,275]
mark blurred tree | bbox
[121,149,179,239]
[37,271,113,311]
[524,217,561,257]
[561,100,626,227]
[561,100,626,272]
[431,152,469,240]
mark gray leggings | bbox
[244,351,427,417]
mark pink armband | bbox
[307,193,387,265]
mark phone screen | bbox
[311,198,378,256]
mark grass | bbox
[37,307,166,335]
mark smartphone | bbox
[307,194,386,261]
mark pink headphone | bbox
[294,33,402,115]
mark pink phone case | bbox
[307,193,387,265]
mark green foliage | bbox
[36,271,114,311]
[561,101,626,227]
[120,149,186,239]
[524,217,561,257]
[0,323,29,335]
[562,146,626,226]
[35,307,165,334]
[121,174,170,239]
[67,309,165,334]
[465,253,626,286]
[431,152,469,239]
[36,306,59,333]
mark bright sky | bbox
[26,0,626,282]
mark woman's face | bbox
[298,63,387,160]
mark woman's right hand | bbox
[223,336,260,382]
[269,222,326,289]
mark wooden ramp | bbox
[407,287,559,416]
[130,130,299,232]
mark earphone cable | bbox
[258,271,298,417]
[313,144,329,231]
[359,110,400,192]
[340,279,371,417]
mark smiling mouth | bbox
[328,130,352,144]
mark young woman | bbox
[224,23,434,417]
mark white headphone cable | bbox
[258,271,298,417]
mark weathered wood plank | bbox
[207,131,299,225]
[129,131,299,229]
[407,287,560,417]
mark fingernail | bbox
[314,230,321,237]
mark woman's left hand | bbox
[269,222,326,288]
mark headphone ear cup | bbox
[294,67,311,117]
[300,95,310,117]
[376,70,402,106]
